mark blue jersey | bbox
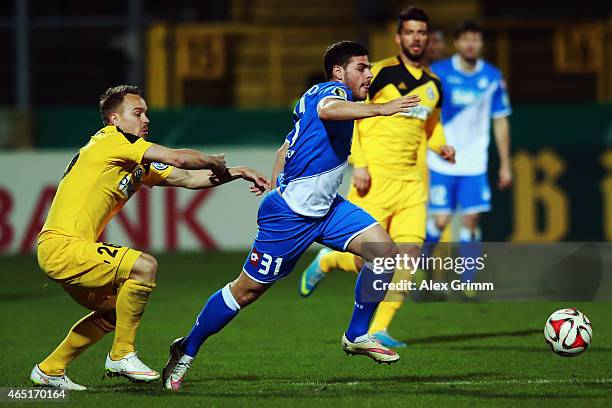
[428,55,512,175]
[279,81,354,217]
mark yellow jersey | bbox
[351,56,446,180]
[39,125,173,243]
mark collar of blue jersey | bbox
[451,54,484,76]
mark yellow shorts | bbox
[347,174,427,243]
[37,234,142,291]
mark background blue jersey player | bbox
[425,21,512,290]
[162,41,421,390]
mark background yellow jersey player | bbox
[299,7,455,348]
[31,85,270,390]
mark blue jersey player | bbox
[425,21,512,289]
[162,41,421,390]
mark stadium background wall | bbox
[0,104,610,254]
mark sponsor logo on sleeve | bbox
[332,87,348,100]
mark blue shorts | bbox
[243,190,377,284]
[428,170,491,215]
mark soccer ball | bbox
[544,308,592,357]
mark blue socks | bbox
[181,283,241,357]
[423,218,442,259]
[345,263,393,342]
[425,218,442,245]
[424,219,482,284]
[459,227,482,283]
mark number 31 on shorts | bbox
[250,249,283,276]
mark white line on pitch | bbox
[289,378,612,387]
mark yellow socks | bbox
[369,266,413,333]
[38,279,156,373]
[110,279,155,360]
[319,251,359,273]
[369,301,403,334]
[39,312,114,376]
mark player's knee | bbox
[398,243,420,259]
[359,240,398,264]
[435,220,446,231]
[435,215,451,230]
[366,227,398,261]
[371,242,399,262]
[462,214,480,230]
[385,244,400,259]
[140,254,158,282]
[129,253,158,284]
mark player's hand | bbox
[378,94,421,116]
[439,145,456,164]
[207,153,227,177]
[240,167,271,196]
[353,167,371,197]
[498,163,513,190]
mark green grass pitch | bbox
[1,252,610,407]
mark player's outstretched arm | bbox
[317,94,420,121]
[143,144,227,176]
[160,166,270,195]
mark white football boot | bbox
[342,333,400,364]
[30,365,87,390]
[162,337,193,391]
[104,352,160,382]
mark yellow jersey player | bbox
[299,8,455,348]
[30,85,269,390]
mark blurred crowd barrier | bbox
[146,18,612,107]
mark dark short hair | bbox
[99,85,142,125]
[396,7,430,34]
[323,41,369,80]
[454,20,482,39]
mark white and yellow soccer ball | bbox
[544,308,592,357]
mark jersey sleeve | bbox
[427,120,447,154]
[491,75,512,118]
[143,162,174,187]
[315,85,352,121]
[109,131,153,164]
[318,84,350,106]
